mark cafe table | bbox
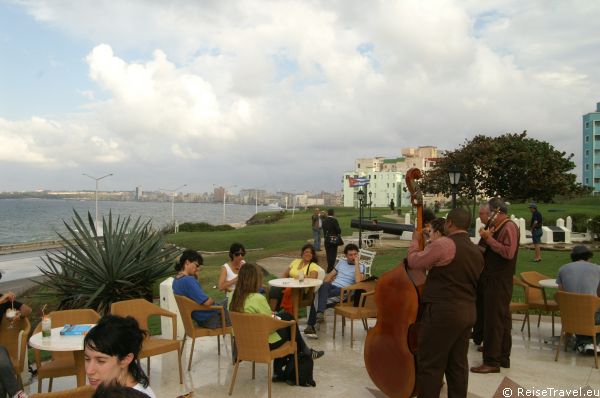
[539,279,559,289]
[268,278,323,320]
[29,324,95,387]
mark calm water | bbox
[0,198,273,245]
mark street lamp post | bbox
[368,191,372,220]
[159,184,187,226]
[82,172,113,233]
[357,189,365,249]
[448,165,461,209]
[216,185,237,225]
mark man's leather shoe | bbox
[470,364,500,374]
[477,345,484,352]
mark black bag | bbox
[284,353,316,387]
[326,235,344,246]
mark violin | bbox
[364,168,424,398]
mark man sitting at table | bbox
[556,245,600,353]
[173,249,231,329]
[303,243,365,338]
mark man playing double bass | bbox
[471,197,519,374]
[408,208,484,397]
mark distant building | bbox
[135,186,143,201]
[344,146,441,208]
[583,102,600,194]
[213,186,225,202]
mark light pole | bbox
[159,184,187,226]
[357,189,365,249]
[448,164,461,209]
[83,172,113,233]
[368,191,373,220]
[214,184,237,224]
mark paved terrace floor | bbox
[30,308,600,397]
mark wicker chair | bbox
[32,309,100,393]
[554,291,600,368]
[30,385,95,398]
[0,315,30,388]
[228,312,298,398]
[520,271,560,336]
[333,287,377,348]
[173,294,232,371]
[510,276,531,338]
[110,298,183,384]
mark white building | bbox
[343,146,441,208]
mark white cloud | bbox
[2,0,599,191]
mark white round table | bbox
[539,279,558,289]
[268,278,323,319]
[29,324,96,387]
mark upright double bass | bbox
[364,168,425,398]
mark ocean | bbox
[0,198,275,245]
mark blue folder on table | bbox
[59,324,92,336]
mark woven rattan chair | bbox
[228,312,298,398]
[110,298,183,384]
[510,276,531,338]
[0,315,30,387]
[555,291,600,368]
[32,309,100,393]
[520,271,560,336]
[30,385,95,398]
[174,294,232,371]
[333,288,377,348]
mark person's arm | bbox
[218,266,236,291]
[0,292,16,304]
[307,263,318,279]
[324,269,337,283]
[334,219,341,235]
[184,277,214,306]
[407,235,455,270]
[355,262,365,282]
[481,222,518,260]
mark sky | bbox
[1,0,599,194]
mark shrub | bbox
[178,222,235,232]
[569,213,591,233]
[36,210,180,314]
[246,211,285,225]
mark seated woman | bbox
[268,243,322,311]
[84,315,156,398]
[218,242,246,305]
[230,263,324,381]
[0,291,32,398]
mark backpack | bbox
[284,353,316,387]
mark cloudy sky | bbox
[1,0,598,194]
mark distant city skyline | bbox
[1,1,598,192]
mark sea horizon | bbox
[0,198,281,245]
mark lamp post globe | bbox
[448,165,461,209]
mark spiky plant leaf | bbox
[36,210,180,314]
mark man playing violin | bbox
[471,197,519,374]
[408,208,484,397]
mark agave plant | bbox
[36,210,180,314]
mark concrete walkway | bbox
[31,312,600,397]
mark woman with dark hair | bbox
[218,243,246,302]
[84,315,155,398]
[230,264,324,381]
[268,243,323,310]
